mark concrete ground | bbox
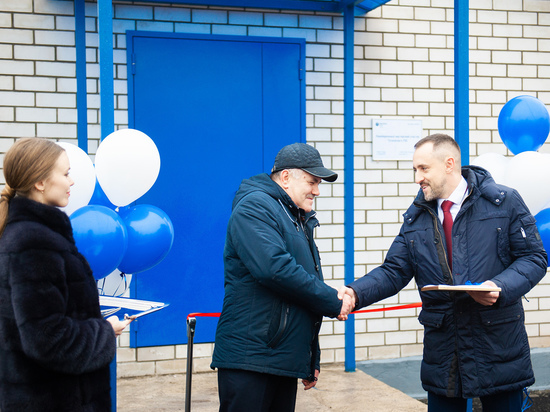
[117,363,428,412]
[117,348,550,411]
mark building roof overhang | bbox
[62,0,392,15]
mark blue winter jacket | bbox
[350,166,547,398]
[211,173,343,380]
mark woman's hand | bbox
[107,315,134,336]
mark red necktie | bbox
[441,200,454,271]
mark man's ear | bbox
[279,170,291,189]
[445,156,455,174]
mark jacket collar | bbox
[403,165,507,225]
[7,196,75,242]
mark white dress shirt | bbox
[437,176,468,224]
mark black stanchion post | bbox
[185,317,196,412]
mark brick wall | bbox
[0,0,549,377]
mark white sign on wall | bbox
[372,119,423,161]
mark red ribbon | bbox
[186,302,422,320]
[351,302,422,314]
[187,312,221,319]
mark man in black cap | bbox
[211,143,352,412]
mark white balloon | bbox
[95,129,161,207]
[471,152,509,184]
[504,151,550,215]
[57,142,96,216]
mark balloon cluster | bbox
[60,129,175,282]
[473,95,550,265]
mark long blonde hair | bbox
[0,138,65,237]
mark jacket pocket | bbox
[479,303,528,363]
[418,310,450,366]
[267,302,290,349]
[479,302,523,326]
[418,310,445,328]
[519,215,538,250]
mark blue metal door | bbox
[126,32,305,346]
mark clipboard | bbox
[421,284,501,292]
[99,296,169,319]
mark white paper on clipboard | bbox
[99,296,169,319]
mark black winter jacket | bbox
[0,197,115,412]
[211,174,343,380]
[350,166,547,398]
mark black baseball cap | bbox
[272,143,338,182]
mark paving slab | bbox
[357,347,550,400]
[117,363,427,412]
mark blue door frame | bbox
[125,30,306,348]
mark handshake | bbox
[336,286,357,321]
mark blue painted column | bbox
[98,0,115,140]
[455,5,472,412]
[343,3,356,373]
[74,0,88,151]
[97,2,116,408]
[454,0,469,166]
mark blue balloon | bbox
[89,179,117,210]
[535,208,550,267]
[498,95,550,155]
[118,204,175,274]
[70,205,128,280]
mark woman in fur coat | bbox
[0,138,132,411]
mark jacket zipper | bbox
[268,304,290,348]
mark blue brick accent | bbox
[115,5,153,20]
[137,21,174,32]
[113,19,136,34]
[248,26,282,37]
[283,28,316,42]
[192,9,227,24]
[175,22,211,34]
[265,13,298,27]
[299,15,332,29]
[213,24,247,36]
[229,11,263,26]
[154,7,191,22]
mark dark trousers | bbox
[428,389,523,412]
[218,368,298,412]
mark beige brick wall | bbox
[0,0,549,378]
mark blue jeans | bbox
[428,389,523,412]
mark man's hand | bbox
[467,280,500,306]
[337,286,357,320]
[302,369,319,390]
